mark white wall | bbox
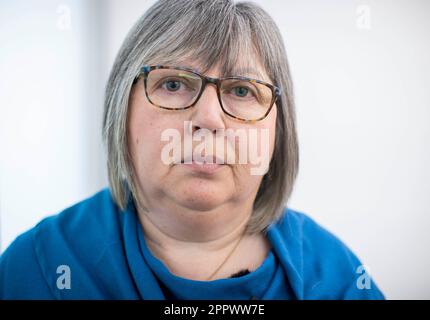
[1,0,429,299]
[0,0,107,252]
[271,0,430,300]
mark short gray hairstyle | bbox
[103,0,299,234]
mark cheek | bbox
[128,103,167,175]
[224,107,276,193]
[268,105,277,153]
[249,106,277,162]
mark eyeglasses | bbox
[135,65,281,122]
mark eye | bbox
[222,80,258,100]
[233,86,249,97]
[163,80,182,91]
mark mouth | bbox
[179,156,228,174]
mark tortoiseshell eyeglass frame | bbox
[134,65,281,123]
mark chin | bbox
[173,179,230,212]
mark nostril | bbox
[191,125,202,135]
[192,125,221,135]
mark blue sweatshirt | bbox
[0,188,384,299]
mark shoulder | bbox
[0,228,53,299]
[0,188,122,299]
[31,188,122,252]
[268,208,385,299]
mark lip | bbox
[181,162,226,174]
[179,155,228,174]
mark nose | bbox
[190,83,226,133]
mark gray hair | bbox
[102,0,299,234]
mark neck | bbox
[136,202,251,254]
[134,186,257,242]
[134,195,263,280]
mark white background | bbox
[1,0,429,299]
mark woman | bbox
[0,0,384,299]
